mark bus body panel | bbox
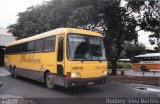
[5,52,57,81]
[65,61,107,78]
[134,63,160,71]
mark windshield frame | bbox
[67,33,106,61]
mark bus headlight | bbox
[71,72,80,78]
[102,71,107,76]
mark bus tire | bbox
[45,72,55,89]
[140,66,147,71]
[13,66,18,79]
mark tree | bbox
[121,42,146,59]
[127,0,160,50]
[8,0,91,39]
[67,0,159,75]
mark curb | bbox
[107,75,160,86]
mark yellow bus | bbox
[133,53,160,71]
[5,28,107,89]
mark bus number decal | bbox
[72,67,83,70]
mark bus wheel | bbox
[13,67,18,79]
[140,66,147,71]
[45,72,55,89]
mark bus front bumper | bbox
[64,76,107,88]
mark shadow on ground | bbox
[13,76,102,95]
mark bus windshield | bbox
[68,34,106,61]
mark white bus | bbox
[133,53,160,71]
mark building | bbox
[0,27,16,66]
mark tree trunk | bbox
[111,38,123,75]
[111,60,117,75]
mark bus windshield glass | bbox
[68,34,106,61]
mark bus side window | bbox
[35,39,44,52]
[27,41,35,52]
[17,44,21,53]
[20,43,27,53]
[44,36,55,51]
[57,37,64,62]
[154,56,158,61]
[140,58,142,61]
[137,58,139,63]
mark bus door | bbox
[57,35,65,77]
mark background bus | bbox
[5,28,107,89]
[133,53,160,71]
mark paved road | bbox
[0,68,160,104]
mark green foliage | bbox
[108,61,134,69]
[120,42,146,59]
[117,62,134,69]
[128,0,160,48]
[8,0,90,39]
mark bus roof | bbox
[135,53,160,57]
[6,28,102,47]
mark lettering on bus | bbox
[40,64,45,71]
[19,55,41,63]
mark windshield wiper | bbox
[81,60,84,63]
[81,54,90,63]
[97,57,102,63]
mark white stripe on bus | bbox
[139,61,160,64]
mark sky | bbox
[0,0,157,50]
[0,0,49,28]
[138,31,156,50]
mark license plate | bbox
[88,82,94,85]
